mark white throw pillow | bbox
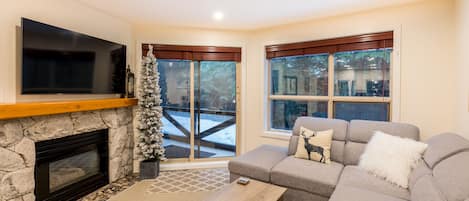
[358,131,428,188]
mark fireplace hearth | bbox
[35,130,109,201]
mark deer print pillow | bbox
[294,127,333,164]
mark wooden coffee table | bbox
[204,178,287,201]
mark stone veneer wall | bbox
[0,107,134,201]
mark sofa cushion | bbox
[228,145,287,182]
[329,185,407,201]
[348,120,420,143]
[289,117,348,163]
[408,160,432,191]
[411,175,446,201]
[344,120,420,165]
[280,188,329,201]
[343,141,367,165]
[331,140,345,163]
[292,117,348,140]
[288,135,299,155]
[271,156,344,197]
[337,166,410,200]
[423,133,469,168]
[432,151,469,201]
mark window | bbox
[271,54,329,96]
[266,32,393,131]
[334,49,390,97]
[271,100,328,130]
[334,102,389,122]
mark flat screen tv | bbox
[21,18,126,94]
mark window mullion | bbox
[266,59,272,132]
[268,95,329,101]
[332,96,391,103]
[328,54,334,119]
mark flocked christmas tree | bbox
[137,45,166,161]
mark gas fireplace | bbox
[35,130,109,201]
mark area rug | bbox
[164,145,216,158]
[109,168,229,201]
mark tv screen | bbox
[21,18,126,94]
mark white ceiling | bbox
[77,0,423,30]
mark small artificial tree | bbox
[137,45,166,162]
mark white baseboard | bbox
[133,160,228,173]
[160,160,228,171]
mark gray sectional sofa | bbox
[228,117,469,201]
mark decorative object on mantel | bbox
[126,65,135,98]
[137,44,166,179]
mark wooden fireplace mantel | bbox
[0,98,138,120]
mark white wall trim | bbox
[261,131,291,141]
[391,25,402,122]
[160,160,228,171]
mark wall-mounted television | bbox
[21,18,126,94]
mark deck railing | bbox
[162,106,236,152]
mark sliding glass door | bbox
[194,61,237,158]
[159,60,238,160]
[158,60,192,159]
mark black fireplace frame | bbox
[35,129,109,201]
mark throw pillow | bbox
[294,127,333,164]
[358,131,428,188]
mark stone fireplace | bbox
[0,107,134,201]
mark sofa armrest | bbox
[288,135,299,155]
[228,144,288,182]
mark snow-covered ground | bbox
[161,111,236,146]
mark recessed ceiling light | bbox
[213,11,224,21]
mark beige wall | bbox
[133,0,461,153]
[134,25,250,48]
[0,0,134,103]
[133,0,461,152]
[0,0,464,153]
[243,0,458,151]
[455,0,469,139]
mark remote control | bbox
[237,177,250,185]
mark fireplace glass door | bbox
[49,148,100,192]
[35,130,108,201]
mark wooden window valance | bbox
[265,31,393,59]
[142,44,241,62]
